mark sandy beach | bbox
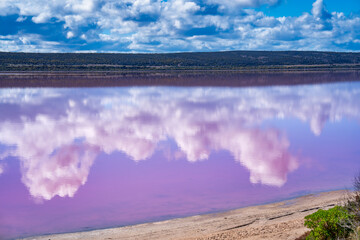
[22,190,347,240]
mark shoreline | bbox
[1,65,360,71]
[22,190,348,240]
[1,68,360,74]
[1,70,360,88]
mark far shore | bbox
[22,190,348,240]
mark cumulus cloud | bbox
[312,0,331,20]
[0,34,63,52]
[1,83,360,200]
[0,0,359,52]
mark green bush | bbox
[304,206,352,240]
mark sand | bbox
[23,190,347,240]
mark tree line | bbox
[1,51,360,71]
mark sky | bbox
[0,0,359,52]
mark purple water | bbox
[0,81,360,239]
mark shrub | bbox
[304,206,352,239]
[341,173,360,239]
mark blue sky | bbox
[0,0,359,52]
[257,0,360,17]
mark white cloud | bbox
[66,0,97,13]
[0,0,359,52]
[0,34,62,52]
[16,16,27,22]
[67,31,75,39]
[32,12,51,23]
[312,0,331,20]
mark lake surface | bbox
[1,73,360,239]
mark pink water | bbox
[0,81,360,239]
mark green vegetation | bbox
[304,174,360,240]
[304,206,352,239]
[1,51,360,71]
[342,174,360,239]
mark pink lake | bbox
[0,78,360,239]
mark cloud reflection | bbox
[21,143,99,200]
[0,83,359,200]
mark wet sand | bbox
[23,190,347,240]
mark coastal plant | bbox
[341,173,360,240]
[304,206,352,240]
